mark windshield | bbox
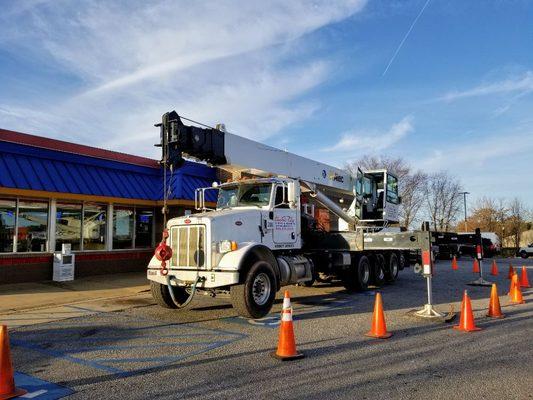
[217,183,273,209]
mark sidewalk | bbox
[0,272,150,327]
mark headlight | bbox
[218,240,238,253]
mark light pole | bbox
[458,191,469,232]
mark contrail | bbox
[382,0,431,76]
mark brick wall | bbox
[0,250,153,284]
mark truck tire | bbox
[520,250,528,259]
[342,255,370,292]
[230,260,277,319]
[385,253,399,283]
[398,251,406,270]
[150,281,189,309]
[372,254,386,286]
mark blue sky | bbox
[1,0,532,208]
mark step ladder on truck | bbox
[147,111,431,318]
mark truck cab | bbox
[148,177,312,318]
[355,169,400,225]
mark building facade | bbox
[0,128,216,284]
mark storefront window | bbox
[113,207,134,249]
[17,201,49,252]
[56,203,82,251]
[135,208,154,248]
[83,203,106,250]
[0,199,16,252]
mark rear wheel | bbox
[150,281,190,309]
[520,250,529,259]
[385,253,399,283]
[342,255,371,292]
[398,251,407,270]
[230,260,277,319]
[372,254,386,286]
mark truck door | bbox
[272,185,297,244]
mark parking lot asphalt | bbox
[6,257,533,400]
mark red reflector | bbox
[422,250,431,266]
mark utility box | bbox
[53,244,75,282]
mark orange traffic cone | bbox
[490,260,499,276]
[487,284,504,318]
[472,259,480,273]
[272,291,304,361]
[0,325,27,400]
[453,290,481,332]
[365,292,392,339]
[508,272,517,295]
[508,265,514,279]
[451,256,458,271]
[519,266,531,288]
[509,274,525,305]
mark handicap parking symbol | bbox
[14,372,73,399]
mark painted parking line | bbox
[14,372,73,400]
[12,312,247,377]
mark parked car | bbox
[518,244,533,258]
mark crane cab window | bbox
[386,175,399,204]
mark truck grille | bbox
[170,225,206,268]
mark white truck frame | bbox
[147,111,430,318]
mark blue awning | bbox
[0,140,217,201]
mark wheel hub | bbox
[363,265,370,283]
[252,272,271,305]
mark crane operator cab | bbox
[355,169,401,225]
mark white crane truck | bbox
[147,111,430,318]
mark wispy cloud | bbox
[439,71,533,102]
[324,116,414,152]
[418,129,533,171]
[0,0,367,156]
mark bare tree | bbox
[345,155,427,228]
[508,197,527,248]
[424,172,463,231]
[400,171,427,228]
[350,155,411,180]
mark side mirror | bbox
[287,181,296,207]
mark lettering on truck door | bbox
[273,185,296,244]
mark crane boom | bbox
[159,111,355,195]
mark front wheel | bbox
[520,251,529,259]
[230,260,277,319]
